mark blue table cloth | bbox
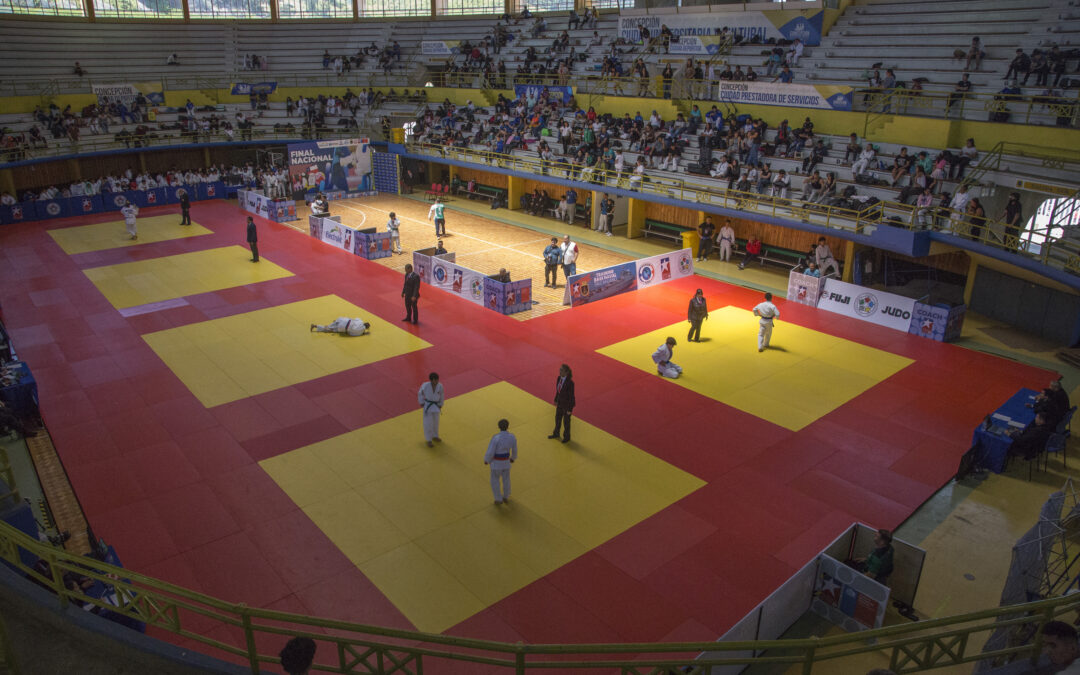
[972,388,1039,473]
[0,361,37,420]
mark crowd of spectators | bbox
[322,41,401,77]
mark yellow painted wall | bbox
[822,0,854,35]
[0,94,96,114]
[947,118,1080,150]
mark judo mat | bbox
[83,245,293,309]
[596,306,914,431]
[143,295,431,407]
[260,380,705,633]
[48,214,213,255]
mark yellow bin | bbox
[681,229,700,258]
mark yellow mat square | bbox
[83,246,293,309]
[48,215,213,255]
[143,295,431,407]
[260,381,705,633]
[596,306,913,431]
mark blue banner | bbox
[198,181,223,200]
[568,262,638,307]
[143,187,168,208]
[287,138,373,195]
[909,302,965,343]
[231,82,277,96]
[71,195,104,216]
[0,201,35,225]
[483,278,533,315]
[35,199,71,220]
[514,84,574,104]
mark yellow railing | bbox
[406,141,1080,273]
[3,517,1080,674]
[859,86,1080,129]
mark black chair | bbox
[1043,431,1069,471]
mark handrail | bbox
[854,85,1080,128]
[405,141,1080,276]
[3,516,1080,673]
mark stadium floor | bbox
[0,195,1060,667]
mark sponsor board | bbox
[565,249,694,307]
[421,40,460,55]
[288,138,373,195]
[716,82,852,111]
[617,10,822,46]
[786,271,825,307]
[816,279,916,332]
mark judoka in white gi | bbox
[652,337,683,379]
[752,292,780,352]
[417,372,444,448]
[484,418,517,505]
[120,201,139,240]
[309,318,370,336]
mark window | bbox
[438,0,503,15]
[511,0,572,12]
[93,0,183,19]
[360,0,427,16]
[1023,197,1079,253]
[0,0,84,17]
[278,0,352,19]
[587,0,632,9]
[188,0,269,19]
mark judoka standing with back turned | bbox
[418,372,444,448]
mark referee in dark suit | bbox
[548,364,576,444]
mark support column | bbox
[84,0,94,20]
[507,175,524,211]
[138,152,147,173]
[963,256,978,305]
[842,240,855,282]
[67,159,82,182]
[203,147,211,168]
[270,0,278,21]
[352,0,359,21]
[591,190,603,230]
[0,168,16,197]
[627,197,646,239]
[181,0,190,20]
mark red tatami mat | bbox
[0,198,1059,655]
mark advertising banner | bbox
[427,256,486,306]
[811,554,889,632]
[0,202,34,225]
[230,82,277,96]
[34,199,70,220]
[716,81,852,111]
[909,302,965,343]
[355,229,393,260]
[514,84,574,104]
[568,262,638,307]
[668,35,728,56]
[484,278,532,315]
[90,82,165,107]
[239,189,296,223]
[421,40,460,56]
[617,10,823,46]
[288,138,373,195]
[817,279,916,333]
[103,191,141,212]
[786,271,826,307]
[72,195,104,216]
[564,249,694,308]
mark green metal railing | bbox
[2,517,1080,674]
[860,86,1080,134]
[406,141,1080,276]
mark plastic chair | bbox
[1044,431,1069,471]
[1056,406,1076,435]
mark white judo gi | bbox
[652,343,682,379]
[717,225,735,262]
[814,243,840,278]
[120,204,139,239]
[417,380,444,443]
[314,317,368,336]
[484,429,517,504]
[753,300,780,351]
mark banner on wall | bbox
[811,554,889,632]
[669,35,729,56]
[616,10,823,46]
[817,279,916,333]
[239,189,297,223]
[230,82,277,96]
[514,84,574,104]
[287,138,373,195]
[716,82,852,111]
[564,249,694,308]
[90,82,165,107]
[485,278,532,315]
[786,271,826,307]
[421,40,460,55]
[909,302,966,343]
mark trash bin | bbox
[681,230,700,258]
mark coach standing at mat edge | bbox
[548,364,575,444]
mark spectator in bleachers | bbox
[913,187,935,228]
[889,147,912,187]
[966,198,987,240]
[964,36,984,72]
[851,143,876,177]
[774,65,793,84]
[952,138,977,179]
[802,139,827,175]
[567,8,581,30]
[1050,46,1068,87]
[765,50,782,78]
[948,184,971,231]
[945,73,972,119]
[659,24,673,54]
[999,192,1024,248]
[787,39,804,68]
[73,61,85,77]
[166,53,180,66]
[800,171,822,202]
[770,169,790,199]
[810,172,837,205]
[1004,48,1030,83]
[1027,49,1049,87]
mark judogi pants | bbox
[719,239,732,261]
[490,467,511,501]
[658,363,683,379]
[390,231,401,253]
[125,220,137,237]
[423,409,440,442]
[819,257,839,277]
[758,319,774,350]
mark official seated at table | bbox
[489,268,511,283]
[850,528,894,586]
[1030,380,1071,429]
[1008,412,1053,460]
[435,240,448,255]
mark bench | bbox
[644,219,689,244]
[455,184,507,204]
[731,237,807,270]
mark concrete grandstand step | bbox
[850,0,1050,14]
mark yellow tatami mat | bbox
[260,381,705,633]
[84,246,293,309]
[48,215,213,254]
[597,306,913,431]
[143,295,430,407]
